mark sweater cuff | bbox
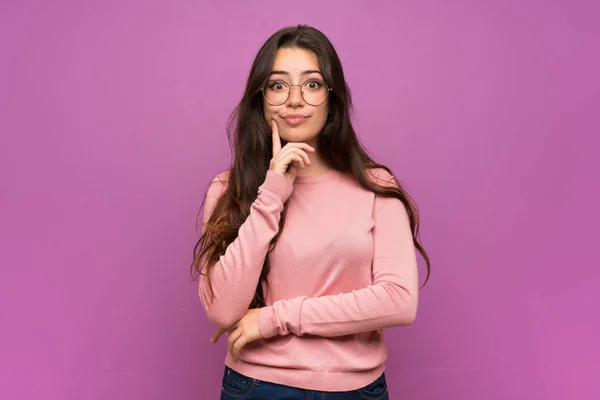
[258,306,279,339]
[259,171,294,202]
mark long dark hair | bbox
[191,25,430,308]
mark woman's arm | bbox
[257,170,419,339]
[199,170,293,328]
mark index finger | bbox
[210,327,226,344]
[232,336,248,361]
[271,120,281,155]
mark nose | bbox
[286,85,305,107]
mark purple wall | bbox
[1,1,598,399]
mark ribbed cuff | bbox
[258,306,279,339]
[259,171,294,202]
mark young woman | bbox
[192,25,431,400]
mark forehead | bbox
[271,47,320,74]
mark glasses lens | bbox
[301,79,329,106]
[263,80,289,105]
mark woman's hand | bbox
[269,120,315,183]
[210,308,262,361]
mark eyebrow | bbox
[269,70,323,76]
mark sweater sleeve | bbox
[199,170,293,328]
[257,169,419,339]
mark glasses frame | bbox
[260,78,333,106]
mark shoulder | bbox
[211,169,231,184]
[207,169,231,198]
[366,166,398,189]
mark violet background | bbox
[1,0,599,399]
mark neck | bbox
[295,149,331,177]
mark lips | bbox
[282,114,308,125]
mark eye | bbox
[267,80,287,91]
[305,80,323,89]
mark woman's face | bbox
[262,48,329,147]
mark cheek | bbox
[312,105,328,126]
[263,103,278,122]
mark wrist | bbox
[257,306,279,339]
[260,170,293,201]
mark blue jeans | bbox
[220,366,390,399]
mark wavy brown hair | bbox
[191,25,430,308]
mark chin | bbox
[281,133,316,144]
[279,126,316,141]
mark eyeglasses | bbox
[260,78,333,106]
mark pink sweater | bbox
[199,168,419,391]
